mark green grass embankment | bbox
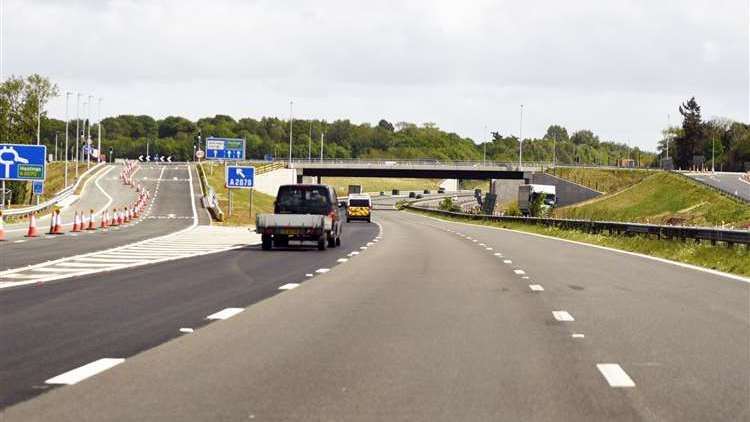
[555,172,750,228]
[548,168,654,193]
[409,208,750,277]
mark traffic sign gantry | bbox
[206,137,246,160]
[225,165,255,189]
[0,144,47,181]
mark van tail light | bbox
[328,210,337,222]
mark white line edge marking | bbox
[503,260,512,264]
[337,258,348,263]
[514,269,526,275]
[597,363,636,387]
[279,283,300,290]
[411,212,750,284]
[45,358,125,385]
[179,328,194,333]
[315,268,330,273]
[206,307,244,320]
[552,311,575,321]
[305,273,314,277]
[572,333,585,338]
[529,284,544,291]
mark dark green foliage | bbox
[530,193,547,217]
[438,197,462,212]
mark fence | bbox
[407,204,750,247]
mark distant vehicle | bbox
[256,184,343,251]
[409,191,416,198]
[416,193,424,199]
[518,184,557,216]
[346,193,372,223]
[437,187,446,194]
[347,184,363,195]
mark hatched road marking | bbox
[529,284,545,291]
[0,226,260,289]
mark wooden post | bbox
[228,189,232,217]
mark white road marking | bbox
[279,283,300,290]
[13,240,26,243]
[479,243,486,246]
[597,364,636,387]
[485,247,493,250]
[206,308,244,320]
[179,328,194,334]
[493,253,503,257]
[529,284,545,291]
[552,311,575,321]
[514,269,526,275]
[359,246,367,250]
[45,358,125,385]
[503,259,512,264]
[366,242,374,246]
[521,276,530,279]
[572,333,585,338]
[315,268,330,273]
[56,262,126,268]
[337,258,348,263]
[305,273,314,277]
[472,239,478,243]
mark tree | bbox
[674,97,704,169]
[544,125,569,143]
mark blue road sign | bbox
[206,137,246,160]
[0,143,47,181]
[32,180,44,195]
[225,165,255,189]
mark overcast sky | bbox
[2,0,748,151]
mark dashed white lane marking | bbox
[206,308,244,320]
[315,268,330,274]
[494,253,503,257]
[337,258,348,263]
[13,240,26,244]
[349,251,360,256]
[472,239,478,243]
[479,243,486,246]
[366,242,374,246]
[279,283,300,290]
[45,358,125,385]
[305,273,314,277]
[552,311,575,321]
[529,284,545,291]
[179,328,194,334]
[514,269,526,275]
[503,260,512,264]
[572,333,585,338]
[597,364,636,387]
[521,276,530,279]
[485,247,493,250]
[359,246,367,250]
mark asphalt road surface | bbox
[688,171,750,201]
[2,210,747,421]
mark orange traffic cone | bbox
[25,213,39,237]
[71,211,81,232]
[87,209,96,230]
[48,211,56,234]
[100,210,108,229]
[111,209,118,226]
[52,210,64,234]
[116,209,123,225]
[132,204,139,219]
[0,211,6,241]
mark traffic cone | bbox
[71,211,81,232]
[87,209,96,230]
[48,211,56,234]
[124,207,131,223]
[100,210,108,229]
[111,209,119,226]
[0,211,6,241]
[52,210,64,235]
[116,209,123,225]
[132,204,139,219]
[25,213,39,238]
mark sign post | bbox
[225,165,255,220]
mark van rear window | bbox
[349,199,370,207]
[276,186,331,214]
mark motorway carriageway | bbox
[1,199,748,421]
[0,163,206,270]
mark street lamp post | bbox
[75,93,81,178]
[97,98,102,163]
[64,92,70,187]
[87,95,93,168]
[308,121,312,161]
[518,104,524,169]
[320,132,324,161]
[36,94,41,145]
[288,101,294,183]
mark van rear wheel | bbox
[327,235,336,248]
[261,235,272,251]
[318,236,327,251]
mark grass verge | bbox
[202,163,275,226]
[408,208,750,277]
[548,167,654,194]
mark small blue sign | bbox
[206,137,246,160]
[264,154,274,162]
[225,165,255,189]
[32,180,44,195]
[0,143,47,181]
